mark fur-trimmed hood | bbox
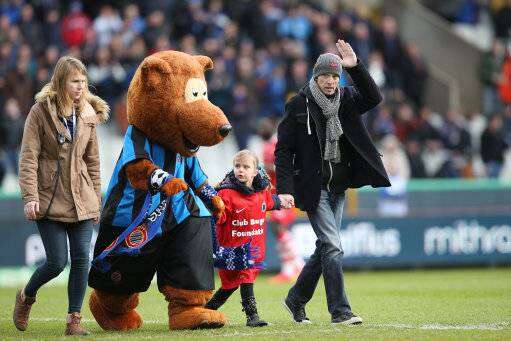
[35,84,110,124]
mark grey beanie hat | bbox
[313,53,343,78]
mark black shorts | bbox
[88,216,214,294]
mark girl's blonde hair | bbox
[233,149,259,169]
[35,56,89,117]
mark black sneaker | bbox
[331,312,363,325]
[283,297,311,324]
[246,313,269,327]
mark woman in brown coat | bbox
[13,56,109,335]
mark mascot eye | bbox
[202,91,207,96]
[193,91,198,97]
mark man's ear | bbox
[194,55,214,71]
[141,55,172,90]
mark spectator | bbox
[286,59,309,97]
[43,8,64,48]
[456,0,481,25]
[3,59,35,114]
[441,109,471,154]
[492,0,511,39]
[394,103,416,143]
[373,15,404,89]
[401,42,428,108]
[230,82,256,149]
[205,0,230,39]
[502,105,511,146]
[88,47,126,110]
[405,139,427,178]
[481,114,508,177]
[351,21,372,64]
[368,51,386,88]
[377,135,410,217]
[380,134,411,179]
[60,1,91,47]
[414,106,442,143]
[0,98,24,175]
[18,4,43,54]
[143,10,170,49]
[93,5,122,47]
[480,39,505,115]
[498,47,511,105]
[422,139,456,178]
[372,105,395,139]
[277,5,312,42]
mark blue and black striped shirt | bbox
[101,125,211,232]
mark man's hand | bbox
[336,39,358,68]
[278,194,295,209]
[24,201,39,220]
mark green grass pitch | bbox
[1,268,510,340]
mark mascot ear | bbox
[194,55,214,71]
[141,55,172,89]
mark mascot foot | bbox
[89,289,142,331]
[160,285,226,330]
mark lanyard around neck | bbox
[62,107,76,137]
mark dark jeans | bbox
[24,219,93,313]
[287,190,351,317]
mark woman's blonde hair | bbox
[233,149,259,169]
[35,56,89,117]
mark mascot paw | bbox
[162,178,188,196]
[89,289,143,331]
[211,195,225,220]
[169,306,226,330]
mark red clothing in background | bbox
[61,12,91,47]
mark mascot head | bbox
[127,50,231,156]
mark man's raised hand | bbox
[336,39,358,68]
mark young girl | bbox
[14,56,109,335]
[205,150,292,327]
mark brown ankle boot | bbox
[13,288,36,331]
[64,312,90,336]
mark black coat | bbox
[275,62,391,212]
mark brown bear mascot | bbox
[88,50,231,330]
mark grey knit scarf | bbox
[309,77,343,163]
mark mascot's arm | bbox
[195,181,225,220]
[183,156,224,219]
[125,159,188,196]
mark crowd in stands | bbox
[0,0,510,188]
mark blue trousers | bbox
[288,190,352,317]
[24,219,93,313]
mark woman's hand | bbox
[93,217,100,225]
[24,201,39,220]
[336,39,358,68]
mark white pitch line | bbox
[1,318,508,334]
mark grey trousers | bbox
[288,190,352,317]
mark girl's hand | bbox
[278,194,295,209]
[24,201,39,220]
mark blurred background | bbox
[0,0,510,284]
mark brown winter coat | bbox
[18,91,109,222]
